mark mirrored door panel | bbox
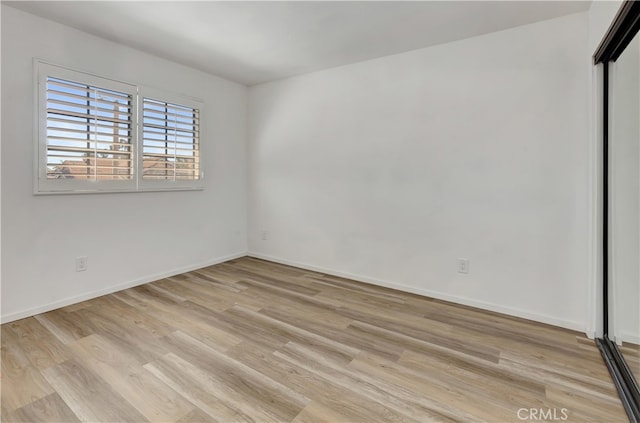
[610,28,640,383]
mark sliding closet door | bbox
[609,29,640,383]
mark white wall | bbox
[1,5,248,322]
[610,33,640,345]
[248,12,590,330]
[0,4,3,319]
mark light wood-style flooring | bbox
[1,257,628,422]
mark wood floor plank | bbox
[162,271,267,313]
[238,277,339,312]
[176,407,217,423]
[40,359,148,422]
[397,349,579,421]
[1,363,55,412]
[90,294,176,337]
[3,319,69,370]
[1,257,629,422]
[276,341,461,423]
[348,351,515,422]
[498,353,624,401]
[218,261,317,293]
[1,328,55,411]
[146,351,290,423]
[68,334,195,422]
[225,305,360,364]
[33,311,93,345]
[1,402,15,423]
[545,386,628,421]
[124,295,243,353]
[227,340,422,423]
[347,316,500,363]
[291,401,360,423]
[159,330,310,421]
[72,306,169,365]
[158,276,251,312]
[189,269,246,292]
[245,284,353,329]
[144,354,237,423]
[8,393,80,423]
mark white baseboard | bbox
[1,251,247,324]
[618,331,640,346]
[248,252,586,333]
[585,330,598,340]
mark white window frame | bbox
[34,60,205,194]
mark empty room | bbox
[1,0,639,422]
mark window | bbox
[35,61,203,194]
[45,77,134,181]
[138,91,201,190]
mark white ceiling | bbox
[6,1,591,86]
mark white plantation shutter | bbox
[35,61,204,194]
[45,77,133,181]
[141,97,200,181]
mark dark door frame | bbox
[593,1,640,421]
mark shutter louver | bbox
[142,98,200,181]
[45,77,133,181]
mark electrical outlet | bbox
[457,258,469,274]
[261,230,268,241]
[76,256,88,272]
